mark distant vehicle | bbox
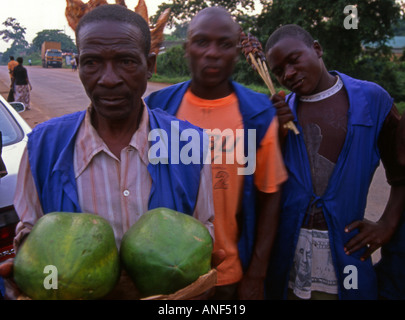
[41,41,63,68]
[0,96,31,298]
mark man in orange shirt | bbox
[7,56,18,81]
[7,56,18,102]
[146,6,287,299]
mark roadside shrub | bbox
[156,45,190,77]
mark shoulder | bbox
[145,81,191,108]
[337,71,392,102]
[148,107,205,133]
[232,81,271,103]
[231,81,273,116]
[231,81,275,136]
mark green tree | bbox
[256,0,401,74]
[32,29,77,53]
[0,17,28,48]
[152,0,257,26]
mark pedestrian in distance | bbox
[6,56,18,102]
[12,57,32,110]
[7,56,18,82]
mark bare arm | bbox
[344,105,405,260]
[238,190,282,299]
[398,110,405,166]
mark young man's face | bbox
[77,20,155,121]
[266,37,324,96]
[185,14,239,93]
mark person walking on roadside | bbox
[6,56,18,102]
[12,57,32,110]
[7,56,18,82]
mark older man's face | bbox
[77,20,155,121]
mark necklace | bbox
[299,76,343,102]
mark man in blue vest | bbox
[265,24,405,300]
[0,4,219,300]
[146,7,288,300]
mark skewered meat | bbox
[135,0,149,25]
[150,8,170,56]
[65,0,170,56]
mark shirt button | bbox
[123,190,130,197]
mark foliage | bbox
[156,45,190,77]
[256,0,401,74]
[0,17,28,48]
[0,18,30,63]
[32,30,77,53]
[170,22,188,40]
[151,0,257,27]
[232,53,266,86]
[150,73,191,84]
[392,17,405,36]
[396,101,405,114]
[352,55,405,103]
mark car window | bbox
[0,101,24,146]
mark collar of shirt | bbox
[74,101,151,179]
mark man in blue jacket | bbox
[146,7,288,300]
[1,4,217,300]
[265,24,405,300]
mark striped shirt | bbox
[13,104,215,249]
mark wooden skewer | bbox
[248,53,299,135]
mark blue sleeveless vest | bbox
[27,107,205,216]
[145,80,276,270]
[266,72,393,300]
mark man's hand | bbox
[344,219,395,261]
[0,259,14,278]
[271,91,294,140]
[211,249,226,269]
[0,258,22,300]
[238,274,265,300]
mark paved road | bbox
[0,65,169,127]
[0,65,389,262]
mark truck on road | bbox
[41,41,63,68]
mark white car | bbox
[0,95,31,266]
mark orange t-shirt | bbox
[176,89,287,286]
[8,60,18,78]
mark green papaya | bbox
[120,207,212,297]
[13,212,120,300]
